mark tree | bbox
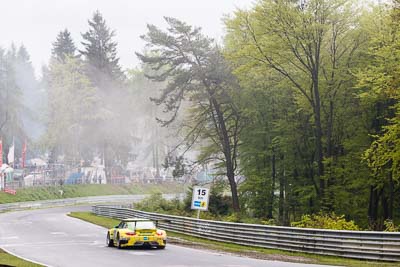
[78,11,133,179]
[80,10,124,88]
[359,0,400,229]
[44,56,99,162]
[52,29,77,62]
[0,46,24,160]
[225,0,365,211]
[136,17,243,211]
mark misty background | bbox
[0,0,254,76]
[0,0,253,184]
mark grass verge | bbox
[0,183,185,204]
[0,249,43,267]
[68,211,400,267]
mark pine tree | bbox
[137,18,243,212]
[51,29,76,62]
[80,10,123,88]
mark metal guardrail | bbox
[0,194,182,212]
[93,205,400,262]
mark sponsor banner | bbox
[4,188,16,195]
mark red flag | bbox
[0,139,2,167]
[22,140,27,168]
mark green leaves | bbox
[44,56,99,160]
[224,0,390,226]
[291,212,360,230]
[359,0,400,189]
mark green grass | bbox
[68,211,400,267]
[0,183,185,204]
[69,211,120,228]
[0,249,43,267]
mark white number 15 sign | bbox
[191,186,210,211]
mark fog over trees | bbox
[1,0,400,230]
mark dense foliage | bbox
[222,0,400,230]
[133,0,398,230]
[291,213,360,231]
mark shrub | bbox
[224,212,243,223]
[260,218,276,226]
[208,180,232,216]
[291,212,360,231]
[134,192,184,215]
[384,220,399,232]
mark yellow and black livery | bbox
[106,218,167,249]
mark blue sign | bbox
[194,201,201,207]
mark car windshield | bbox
[128,221,155,229]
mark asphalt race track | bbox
[0,206,334,267]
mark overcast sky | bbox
[0,0,255,76]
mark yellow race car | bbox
[106,218,167,249]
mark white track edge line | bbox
[1,246,53,267]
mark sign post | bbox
[191,186,210,219]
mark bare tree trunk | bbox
[383,172,394,220]
[313,74,325,210]
[278,166,285,224]
[227,161,240,212]
[388,172,394,220]
[283,168,290,226]
[368,186,379,230]
[210,97,240,212]
[325,100,335,211]
[268,152,276,219]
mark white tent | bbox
[23,174,34,187]
[1,163,13,173]
[0,164,14,190]
[23,173,44,187]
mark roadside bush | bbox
[183,185,194,213]
[208,180,232,216]
[223,212,267,224]
[134,192,185,215]
[260,218,276,226]
[291,212,360,231]
[384,219,400,232]
[224,212,243,223]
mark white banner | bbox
[7,141,14,164]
